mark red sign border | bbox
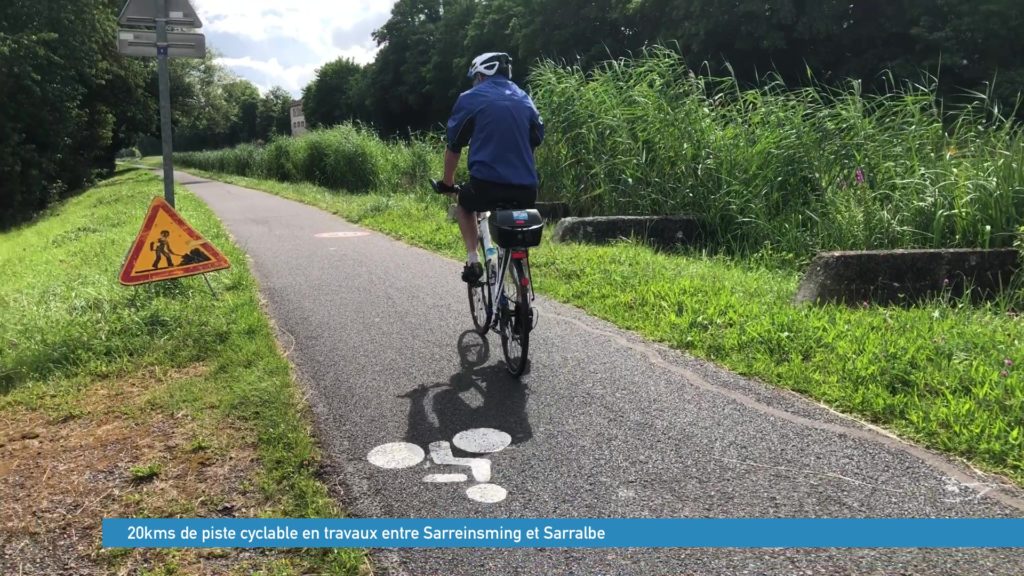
[119,197,230,286]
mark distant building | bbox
[290,100,307,137]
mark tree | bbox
[170,51,241,150]
[517,0,632,71]
[623,0,1022,109]
[369,0,443,133]
[302,58,367,128]
[0,0,153,222]
[908,0,1024,108]
[427,0,479,122]
[223,80,261,144]
[257,87,294,141]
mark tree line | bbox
[141,54,296,155]
[0,0,294,224]
[302,0,1023,134]
[3,0,1022,222]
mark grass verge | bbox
[172,164,1024,485]
[0,167,365,575]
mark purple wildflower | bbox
[855,168,866,184]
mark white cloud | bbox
[194,0,392,60]
[193,0,395,94]
[214,56,319,95]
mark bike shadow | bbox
[400,331,533,449]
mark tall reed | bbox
[530,47,1024,257]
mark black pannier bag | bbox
[489,209,544,248]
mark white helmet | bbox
[467,52,512,80]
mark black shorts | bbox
[458,178,537,213]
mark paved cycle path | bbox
[175,171,1024,575]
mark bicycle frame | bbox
[431,179,537,376]
[477,211,533,331]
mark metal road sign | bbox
[119,0,203,28]
[117,30,206,59]
[116,0,205,208]
[120,197,230,286]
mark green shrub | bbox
[177,125,397,194]
[312,126,386,193]
[263,137,300,183]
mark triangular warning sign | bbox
[119,197,230,286]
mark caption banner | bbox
[103,519,1024,549]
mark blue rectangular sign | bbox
[102,519,1024,549]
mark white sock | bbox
[467,251,480,264]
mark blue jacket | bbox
[446,76,545,188]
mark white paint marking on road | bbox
[424,473,469,483]
[429,441,491,482]
[367,442,425,469]
[466,483,507,504]
[315,231,370,238]
[453,428,512,454]
[369,430,514,502]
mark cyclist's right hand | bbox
[430,179,462,195]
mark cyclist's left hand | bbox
[430,179,462,197]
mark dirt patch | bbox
[0,366,298,575]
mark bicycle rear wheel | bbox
[499,258,530,377]
[467,239,492,335]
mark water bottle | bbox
[481,221,497,261]
[480,221,498,287]
[486,247,498,289]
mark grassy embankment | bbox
[170,49,1024,485]
[0,167,365,575]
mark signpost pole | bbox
[156,0,175,207]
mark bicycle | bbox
[431,180,544,377]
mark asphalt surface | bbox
[177,171,1024,575]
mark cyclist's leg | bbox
[454,205,479,258]
[456,182,491,283]
[460,179,537,281]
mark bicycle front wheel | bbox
[499,258,530,377]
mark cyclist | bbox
[437,52,545,284]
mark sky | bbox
[192,0,398,96]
